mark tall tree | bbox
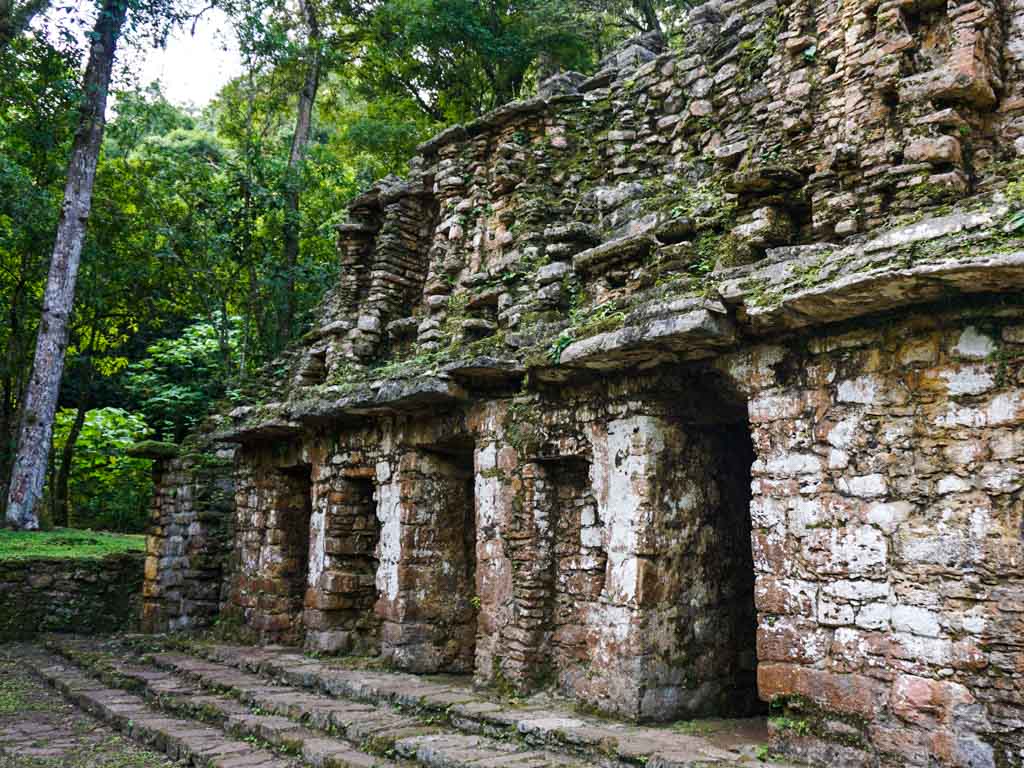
[0,0,50,50]
[279,0,322,346]
[346,0,594,123]
[5,0,128,529]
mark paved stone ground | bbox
[0,637,798,768]
[0,645,184,768]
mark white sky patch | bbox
[131,8,243,107]
[38,1,243,108]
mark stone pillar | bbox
[376,449,477,673]
[473,426,517,684]
[583,413,757,721]
[499,459,558,684]
[304,467,381,654]
[582,415,663,718]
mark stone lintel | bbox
[558,306,737,368]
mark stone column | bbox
[498,459,558,684]
[584,413,757,721]
[376,449,477,673]
[472,428,517,684]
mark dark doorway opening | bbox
[424,440,478,673]
[658,370,761,720]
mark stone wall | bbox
[225,442,311,644]
[469,374,763,720]
[160,0,1024,764]
[717,307,1024,767]
[269,0,1024,391]
[376,445,478,673]
[0,553,143,641]
[140,441,235,634]
[304,459,380,655]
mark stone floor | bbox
[0,646,184,768]
[0,635,801,768]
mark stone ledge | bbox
[291,376,469,424]
[573,232,658,275]
[720,244,1024,334]
[558,302,737,369]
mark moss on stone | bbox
[126,440,180,460]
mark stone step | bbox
[128,638,797,768]
[46,637,596,768]
[24,651,299,768]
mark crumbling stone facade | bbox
[145,0,1024,763]
[139,440,235,634]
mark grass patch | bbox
[0,528,145,561]
[0,676,44,715]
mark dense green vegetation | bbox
[0,0,683,532]
[0,528,146,560]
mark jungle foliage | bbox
[0,0,680,531]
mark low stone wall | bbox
[0,552,143,641]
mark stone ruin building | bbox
[138,0,1024,764]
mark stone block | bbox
[904,136,962,166]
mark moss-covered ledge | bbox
[126,440,180,460]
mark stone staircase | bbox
[24,636,800,768]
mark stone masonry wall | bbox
[142,443,235,634]
[376,446,478,673]
[224,418,480,668]
[1,553,143,641]
[184,0,1024,763]
[469,373,763,721]
[304,459,380,655]
[716,305,1024,766]
[226,443,311,644]
[214,299,1024,764]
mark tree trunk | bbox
[634,0,662,34]
[278,0,321,348]
[53,402,87,528]
[0,0,51,51]
[4,0,127,530]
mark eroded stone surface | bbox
[142,0,1024,765]
[0,647,184,768]
[38,635,796,768]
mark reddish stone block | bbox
[755,576,816,616]
[890,674,974,726]
[757,618,832,664]
[758,663,887,717]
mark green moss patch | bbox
[0,529,146,561]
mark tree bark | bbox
[4,0,127,530]
[633,0,662,34]
[0,0,51,51]
[278,0,321,348]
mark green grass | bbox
[0,528,146,561]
